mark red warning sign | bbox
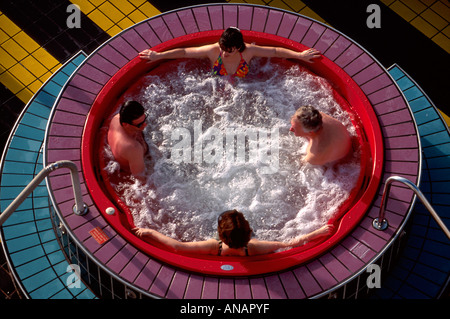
[89,227,109,245]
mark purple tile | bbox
[314,28,339,53]
[293,266,322,297]
[193,7,212,32]
[120,251,149,283]
[378,108,412,126]
[368,84,401,105]
[70,74,103,94]
[56,97,91,115]
[265,10,283,35]
[279,271,305,299]
[134,259,161,291]
[48,123,83,137]
[344,53,374,77]
[149,17,173,43]
[107,244,138,273]
[235,278,252,299]
[372,96,409,115]
[250,277,269,299]
[341,236,376,263]
[302,22,326,48]
[382,171,418,185]
[289,16,312,43]
[324,35,351,61]
[47,136,80,149]
[238,5,253,31]
[277,12,297,39]
[201,276,218,299]
[46,149,80,163]
[134,22,162,48]
[149,265,174,297]
[265,275,287,299]
[219,278,235,299]
[361,73,392,95]
[385,148,419,162]
[109,36,138,61]
[72,214,108,242]
[122,29,151,53]
[86,52,120,77]
[177,9,199,34]
[223,5,238,29]
[352,62,384,85]
[77,63,112,85]
[385,135,419,149]
[208,6,223,30]
[166,271,190,299]
[163,12,186,38]
[184,274,203,299]
[94,236,127,264]
[335,44,363,69]
[331,245,365,272]
[351,226,387,252]
[51,110,86,126]
[307,259,337,291]
[97,44,129,68]
[62,85,96,105]
[251,7,269,33]
[381,183,415,203]
[319,253,351,282]
[382,122,417,137]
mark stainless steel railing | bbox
[373,176,450,240]
[0,160,88,227]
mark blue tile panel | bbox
[0,52,96,299]
[374,65,450,299]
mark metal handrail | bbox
[0,160,88,227]
[373,176,450,240]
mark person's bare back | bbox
[290,106,352,166]
[305,113,352,165]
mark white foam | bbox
[104,58,360,242]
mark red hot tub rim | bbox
[82,30,384,276]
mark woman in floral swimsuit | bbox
[139,27,321,78]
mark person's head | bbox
[219,27,246,56]
[217,209,252,249]
[290,105,323,137]
[119,101,147,130]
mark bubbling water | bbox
[104,58,360,243]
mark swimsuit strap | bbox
[217,240,223,256]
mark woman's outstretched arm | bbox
[248,224,334,256]
[132,227,218,255]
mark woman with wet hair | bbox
[139,27,321,78]
[132,209,333,256]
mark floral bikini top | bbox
[212,52,249,78]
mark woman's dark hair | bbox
[217,209,252,249]
[119,100,145,125]
[219,27,246,53]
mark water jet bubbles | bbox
[106,59,360,242]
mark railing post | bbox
[373,176,450,240]
[0,160,88,227]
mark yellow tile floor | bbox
[381,0,449,53]
[0,11,61,103]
